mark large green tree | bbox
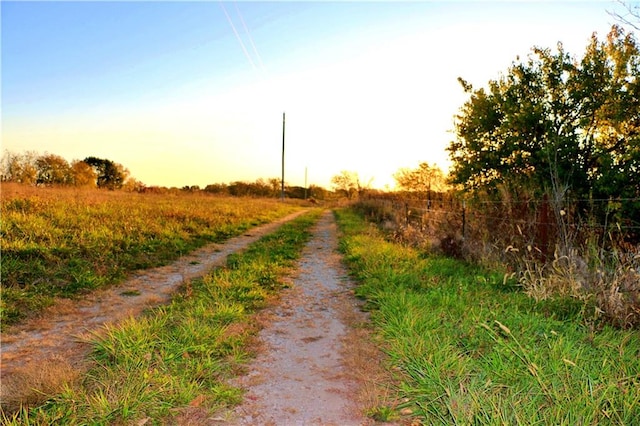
[448,26,639,216]
[83,157,128,190]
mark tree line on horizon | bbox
[0,150,348,200]
[0,152,139,191]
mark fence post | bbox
[537,194,550,262]
[405,202,409,225]
[462,199,467,241]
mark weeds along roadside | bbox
[1,209,322,424]
[0,185,302,329]
[335,207,640,425]
[353,196,639,329]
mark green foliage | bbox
[448,26,640,220]
[203,178,327,200]
[336,207,640,424]
[83,156,128,190]
[367,405,398,422]
[2,211,321,424]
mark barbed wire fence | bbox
[357,192,640,327]
[360,193,640,262]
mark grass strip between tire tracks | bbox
[2,209,322,424]
[335,207,640,425]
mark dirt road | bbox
[2,210,391,424]
[1,211,307,397]
[220,210,378,425]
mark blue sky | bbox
[1,1,632,189]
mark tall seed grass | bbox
[336,207,640,425]
[1,210,322,424]
[1,183,301,328]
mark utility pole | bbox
[281,112,285,201]
[304,166,308,200]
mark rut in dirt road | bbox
[223,210,374,426]
[0,211,307,402]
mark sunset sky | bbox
[1,1,631,189]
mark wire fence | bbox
[356,193,640,329]
[360,193,640,260]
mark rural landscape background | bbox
[1,1,630,188]
[2,0,640,424]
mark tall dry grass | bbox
[1,357,82,413]
[1,183,300,327]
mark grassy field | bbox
[1,184,301,328]
[4,193,638,424]
[2,209,322,423]
[335,208,640,425]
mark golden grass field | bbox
[1,183,302,327]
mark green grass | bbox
[335,208,640,425]
[1,185,301,328]
[2,209,322,424]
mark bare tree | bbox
[609,1,640,30]
[1,150,38,184]
[331,171,360,199]
[394,162,447,195]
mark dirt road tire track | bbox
[0,210,308,404]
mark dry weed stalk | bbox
[518,245,640,328]
[593,255,640,329]
[518,247,589,301]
